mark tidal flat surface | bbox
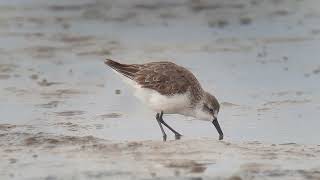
[0,0,320,179]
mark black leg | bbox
[156,113,167,141]
[158,111,182,139]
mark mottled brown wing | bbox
[105,59,141,80]
[105,59,203,98]
[134,62,202,96]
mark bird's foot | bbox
[175,134,182,140]
[219,134,223,140]
[162,135,167,142]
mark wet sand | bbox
[1,131,320,180]
[1,0,320,179]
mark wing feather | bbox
[105,59,203,101]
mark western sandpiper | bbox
[105,59,223,141]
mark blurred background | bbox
[1,0,320,179]
[1,0,319,143]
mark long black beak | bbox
[212,118,223,140]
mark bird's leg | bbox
[156,113,167,141]
[158,111,182,139]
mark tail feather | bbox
[104,59,121,68]
[105,59,139,79]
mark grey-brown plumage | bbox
[105,59,204,103]
[105,59,223,141]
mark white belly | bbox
[134,86,191,114]
[117,73,191,114]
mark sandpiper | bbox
[105,59,223,141]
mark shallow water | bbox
[1,0,320,179]
[1,4,319,144]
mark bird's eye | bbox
[203,105,214,113]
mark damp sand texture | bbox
[1,0,320,179]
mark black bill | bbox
[212,118,223,140]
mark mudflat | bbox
[1,0,320,179]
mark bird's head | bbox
[195,91,223,140]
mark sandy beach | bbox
[1,0,320,179]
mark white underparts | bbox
[112,70,213,121]
[114,70,192,114]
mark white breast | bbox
[135,87,191,114]
[115,71,192,114]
